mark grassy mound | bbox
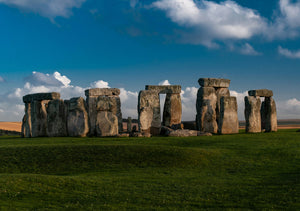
[0,130,299,209]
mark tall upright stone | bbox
[47,99,67,137]
[215,88,230,123]
[218,96,239,134]
[138,90,161,135]
[85,88,122,136]
[163,93,182,127]
[196,87,218,134]
[245,96,261,133]
[21,103,32,138]
[95,96,119,136]
[31,100,49,137]
[127,117,132,133]
[66,97,89,137]
[261,97,277,132]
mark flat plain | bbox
[0,130,299,210]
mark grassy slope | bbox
[0,130,299,210]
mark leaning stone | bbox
[96,111,118,137]
[85,88,120,97]
[261,97,277,132]
[160,126,174,136]
[145,85,181,94]
[215,88,230,122]
[138,90,161,136]
[198,78,230,88]
[66,97,89,137]
[245,96,261,133]
[47,99,67,137]
[23,92,60,103]
[31,100,49,137]
[196,87,218,134]
[218,97,239,134]
[21,103,32,138]
[169,129,198,137]
[248,89,273,97]
[163,93,182,127]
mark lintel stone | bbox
[198,78,230,88]
[248,89,273,97]
[145,85,181,94]
[23,92,60,103]
[85,88,120,97]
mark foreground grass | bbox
[0,130,299,210]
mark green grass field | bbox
[0,130,299,210]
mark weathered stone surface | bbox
[145,85,181,94]
[97,96,123,132]
[23,92,60,103]
[86,96,97,136]
[66,97,89,137]
[196,87,218,134]
[163,93,182,127]
[261,97,277,132]
[127,117,132,133]
[21,103,32,138]
[216,88,230,122]
[96,111,118,136]
[31,100,49,137]
[169,129,198,137]
[160,126,174,136]
[197,132,213,136]
[218,97,239,134]
[248,89,273,97]
[47,99,67,137]
[198,78,230,88]
[245,96,261,133]
[138,90,161,135]
[85,88,120,97]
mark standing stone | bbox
[261,97,277,132]
[47,99,67,137]
[66,97,89,137]
[196,87,218,134]
[163,93,182,127]
[85,88,122,136]
[96,96,120,136]
[245,96,261,133]
[215,88,230,123]
[21,103,32,138]
[96,111,118,136]
[218,97,239,134]
[138,90,161,135]
[127,117,132,133]
[31,100,49,137]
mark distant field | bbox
[0,130,299,209]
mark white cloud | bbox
[158,80,171,85]
[239,43,261,56]
[278,46,300,59]
[277,98,300,119]
[0,76,5,83]
[90,80,110,88]
[0,0,86,20]
[152,0,267,47]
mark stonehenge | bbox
[244,89,277,133]
[21,79,278,138]
[22,88,122,138]
[196,78,239,134]
[138,85,182,136]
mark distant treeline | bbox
[0,129,21,136]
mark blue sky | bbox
[0,0,300,121]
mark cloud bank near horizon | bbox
[0,71,300,122]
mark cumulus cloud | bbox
[0,0,86,20]
[90,80,110,88]
[158,80,171,85]
[277,98,300,119]
[278,46,300,59]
